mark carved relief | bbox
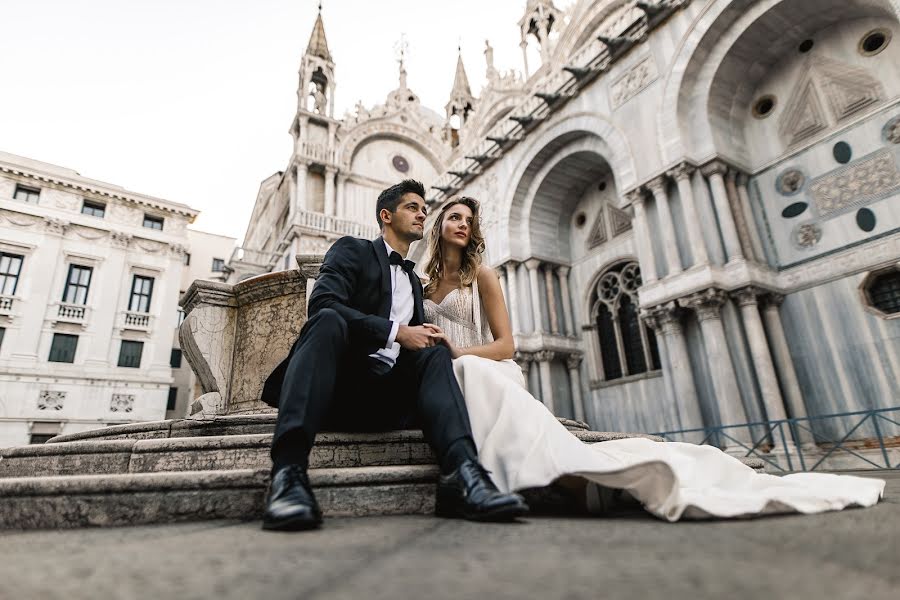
[71,225,109,241]
[109,394,135,413]
[0,211,40,228]
[779,78,829,146]
[776,169,805,195]
[610,55,658,109]
[37,391,65,411]
[109,231,132,248]
[608,205,632,236]
[884,116,900,144]
[108,202,141,226]
[778,56,883,147]
[808,150,900,216]
[43,217,69,236]
[793,223,822,248]
[52,192,81,211]
[135,238,166,254]
[587,208,608,248]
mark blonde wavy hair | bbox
[423,196,486,297]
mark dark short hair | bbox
[376,179,426,229]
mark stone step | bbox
[46,414,593,444]
[0,465,439,530]
[1,429,663,478]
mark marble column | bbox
[504,261,521,335]
[525,258,543,333]
[295,163,308,213]
[666,163,709,267]
[557,266,574,337]
[647,302,704,430]
[732,287,789,427]
[700,161,744,262]
[566,354,585,423]
[543,266,559,334]
[736,174,767,264]
[646,176,682,276]
[520,40,530,78]
[335,173,348,218]
[288,163,297,223]
[536,350,555,414]
[680,289,748,440]
[725,171,755,263]
[324,167,337,216]
[626,189,658,283]
[761,293,814,445]
[496,266,509,317]
[515,351,534,395]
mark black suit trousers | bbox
[271,307,475,469]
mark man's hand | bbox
[396,325,438,350]
[422,323,462,359]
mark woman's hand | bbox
[423,323,462,359]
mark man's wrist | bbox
[385,321,399,348]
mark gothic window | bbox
[589,261,661,382]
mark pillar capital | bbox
[623,188,646,205]
[680,288,728,321]
[535,350,555,362]
[762,292,785,309]
[700,159,729,178]
[556,264,570,278]
[565,353,583,370]
[324,165,338,175]
[514,350,534,364]
[645,175,668,196]
[731,286,765,308]
[524,258,542,271]
[644,301,683,335]
[666,162,695,182]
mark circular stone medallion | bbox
[392,155,410,173]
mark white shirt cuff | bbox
[385,320,399,348]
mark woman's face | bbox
[440,203,474,250]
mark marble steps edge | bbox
[0,430,683,478]
[0,465,439,530]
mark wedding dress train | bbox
[423,283,885,521]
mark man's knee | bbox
[418,343,452,365]
[303,308,348,344]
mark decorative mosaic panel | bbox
[808,150,900,216]
[37,391,65,411]
[110,394,135,413]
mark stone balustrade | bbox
[179,268,309,417]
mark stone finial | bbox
[680,288,728,321]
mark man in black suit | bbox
[261,179,528,531]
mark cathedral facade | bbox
[232,0,900,444]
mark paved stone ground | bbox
[0,471,896,600]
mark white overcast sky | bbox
[0,0,569,244]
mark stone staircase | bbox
[0,415,760,530]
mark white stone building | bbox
[0,151,232,447]
[232,1,900,446]
[228,8,453,281]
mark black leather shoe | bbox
[435,459,529,522]
[262,465,323,531]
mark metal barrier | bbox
[653,407,900,472]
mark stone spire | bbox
[445,47,476,122]
[450,51,472,99]
[305,4,332,62]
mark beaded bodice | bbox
[423,281,493,350]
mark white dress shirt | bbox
[370,239,414,369]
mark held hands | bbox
[395,323,461,358]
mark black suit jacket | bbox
[261,235,424,407]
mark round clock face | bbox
[392,155,410,173]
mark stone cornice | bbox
[180,270,307,315]
[0,162,198,219]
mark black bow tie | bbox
[389,251,416,275]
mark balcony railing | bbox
[298,141,337,165]
[295,210,380,239]
[0,295,13,314]
[55,302,88,324]
[229,246,276,267]
[120,310,153,331]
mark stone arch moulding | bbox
[555,0,633,63]
[500,112,637,259]
[514,138,616,260]
[656,0,900,165]
[340,123,446,174]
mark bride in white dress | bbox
[420,196,885,521]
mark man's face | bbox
[384,192,427,242]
